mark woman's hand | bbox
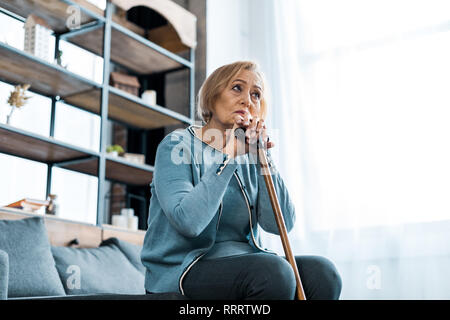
[224,114,275,158]
[243,116,275,151]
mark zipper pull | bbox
[216,154,231,176]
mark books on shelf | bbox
[5,198,49,214]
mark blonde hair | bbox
[196,61,269,123]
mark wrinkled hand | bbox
[224,114,275,158]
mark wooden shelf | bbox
[69,24,185,74]
[102,224,146,245]
[0,42,190,129]
[64,86,189,129]
[0,42,97,99]
[105,155,154,186]
[0,123,96,164]
[0,0,190,74]
[0,209,146,246]
[60,156,154,186]
[0,124,154,186]
[0,0,98,32]
[56,156,98,177]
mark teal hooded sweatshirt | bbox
[140,125,296,295]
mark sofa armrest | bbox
[0,249,8,300]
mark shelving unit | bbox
[0,122,97,164]
[0,0,196,228]
[0,41,98,99]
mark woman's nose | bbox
[241,94,251,106]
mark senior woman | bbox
[141,61,342,300]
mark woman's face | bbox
[210,69,263,129]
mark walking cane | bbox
[257,136,307,300]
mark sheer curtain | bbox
[207,0,450,299]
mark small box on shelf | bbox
[110,72,140,96]
[123,153,145,165]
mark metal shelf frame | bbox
[0,0,196,226]
[59,0,193,69]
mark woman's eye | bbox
[252,92,261,99]
[232,85,260,100]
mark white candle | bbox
[112,215,128,229]
[127,216,138,231]
[121,208,134,217]
[141,90,157,105]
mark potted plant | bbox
[106,144,124,157]
[55,49,68,69]
[6,84,32,125]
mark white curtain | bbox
[207,0,450,299]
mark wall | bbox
[165,0,207,130]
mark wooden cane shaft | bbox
[259,148,306,300]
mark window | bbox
[295,0,450,230]
[0,154,47,207]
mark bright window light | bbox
[297,0,450,230]
[51,167,98,225]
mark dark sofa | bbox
[0,216,185,300]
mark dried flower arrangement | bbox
[6,84,32,124]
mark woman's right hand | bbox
[224,114,272,158]
[222,114,247,158]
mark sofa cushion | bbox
[51,242,145,295]
[100,237,146,275]
[16,292,188,300]
[0,249,8,300]
[0,217,66,298]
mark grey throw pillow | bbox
[100,237,146,275]
[0,217,66,298]
[51,243,145,295]
[0,249,8,300]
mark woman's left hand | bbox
[238,117,275,152]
